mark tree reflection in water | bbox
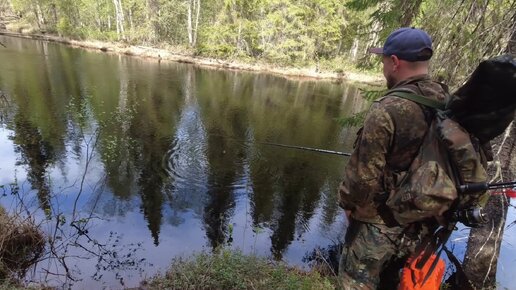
[0,35,366,288]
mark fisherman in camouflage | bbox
[338,28,448,289]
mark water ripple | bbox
[162,106,209,191]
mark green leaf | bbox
[336,110,367,127]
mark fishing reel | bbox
[452,207,489,228]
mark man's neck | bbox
[392,74,429,89]
[397,69,429,82]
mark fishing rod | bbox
[257,141,351,156]
[209,133,352,156]
[459,181,516,193]
[419,181,516,285]
[0,41,5,48]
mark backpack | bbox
[383,54,516,226]
[383,92,488,225]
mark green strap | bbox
[388,91,446,111]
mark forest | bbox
[0,0,514,85]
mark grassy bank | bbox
[0,29,383,86]
[145,249,337,290]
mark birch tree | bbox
[113,0,125,40]
[186,0,200,47]
[147,0,159,41]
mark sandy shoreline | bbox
[0,30,384,85]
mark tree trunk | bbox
[236,20,242,51]
[94,3,101,30]
[187,0,193,46]
[350,38,359,61]
[366,20,381,55]
[399,0,423,26]
[31,4,42,30]
[113,0,120,36]
[113,0,125,40]
[129,7,133,32]
[51,3,58,27]
[506,17,516,55]
[194,0,201,47]
[74,3,81,27]
[186,0,201,47]
[36,2,45,26]
[119,0,125,38]
[463,121,516,289]
[187,0,192,45]
[147,0,160,41]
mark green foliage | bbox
[148,249,335,290]
[336,110,367,128]
[2,0,514,86]
[81,29,118,42]
[414,0,515,87]
[359,88,387,101]
[56,17,72,36]
[336,87,385,128]
[346,0,382,11]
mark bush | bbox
[5,21,35,34]
[0,206,45,281]
[56,17,72,37]
[56,17,84,39]
[83,29,118,42]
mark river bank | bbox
[0,30,383,85]
[134,249,337,290]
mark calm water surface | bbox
[0,35,515,289]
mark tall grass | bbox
[148,249,337,290]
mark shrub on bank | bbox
[5,21,35,34]
[147,249,336,290]
[0,281,33,290]
[0,206,45,282]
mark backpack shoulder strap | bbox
[387,88,446,111]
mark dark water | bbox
[0,35,367,289]
[1,36,515,290]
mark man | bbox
[338,27,447,289]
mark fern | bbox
[359,88,387,101]
[337,88,386,128]
[336,111,367,128]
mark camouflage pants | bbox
[338,219,421,290]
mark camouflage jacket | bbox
[339,75,448,224]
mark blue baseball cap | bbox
[369,27,433,62]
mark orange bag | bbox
[399,253,445,290]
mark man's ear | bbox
[390,55,400,71]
